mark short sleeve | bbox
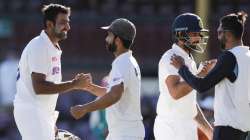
[28,45,49,75]
[107,64,124,92]
[160,55,179,78]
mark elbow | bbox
[32,83,46,95]
[33,87,44,95]
[32,80,47,95]
[169,92,182,100]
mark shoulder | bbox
[112,56,139,77]
[161,49,175,61]
[159,49,174,65]
[216,51,237,71]
[113,57,129,72]
[26,36,47,54]
[218,51,236,62]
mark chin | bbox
[60,35,67,40]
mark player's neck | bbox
[45,30,60,46]
[177,43,191,54]
[226,39,243,50]
[114,49,129,58]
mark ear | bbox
[225,31,233,41]
[46,20,54,29]
[178,39,185,46]
[115,36,122,46]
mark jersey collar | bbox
[40,30,62,54]
[172,43,193,60]
[112,51,132,66]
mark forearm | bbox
[179,66,209,92]
[86,84,107,97]
[172,81,193,99]
[83,92,119,113]
[34,80,75,95]
[179,52,236,93]
[179,65,223,93]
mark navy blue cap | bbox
[172,13,208,33]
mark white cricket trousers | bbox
[14,105,55,140]
[106,134,144,140]
[154,116,198,140]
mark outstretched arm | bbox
[171,51,237,93]
[70,83,124,119]
[84,83,107,97]
[32,73,91,95]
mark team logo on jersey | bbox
[52,67,60,75]
[52,57,58,62]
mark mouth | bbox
[191,42,199,45]
[62,31,67,34]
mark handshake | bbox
[71,73,93,91]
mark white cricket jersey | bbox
[214,46,250,132]
[14,30,62,114]
[156,43,197,120]
[106,51,145,137]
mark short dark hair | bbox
[42,4,70,28]
[220,11,248,39]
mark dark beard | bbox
[106,42,117,53]
[56,32,67,40]
[219,41,226,50]
[53,28,67,40]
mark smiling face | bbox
[51,13,70,40]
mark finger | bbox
[171,54,177,59]
[86,73,91,76]
[70,110,74,116]
[76,74,84,79]
[171,56,177,61]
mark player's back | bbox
[106,51,144,137]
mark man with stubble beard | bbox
[14,4,90,140]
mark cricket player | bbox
[171,11,250,140]
[70,18,145,140]
[154,13,213,140]
[14,4,90,140]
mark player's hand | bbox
[70,105,88,120]
[170,54,185,69]
[73,73,92,90]
[197,59,217,77]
